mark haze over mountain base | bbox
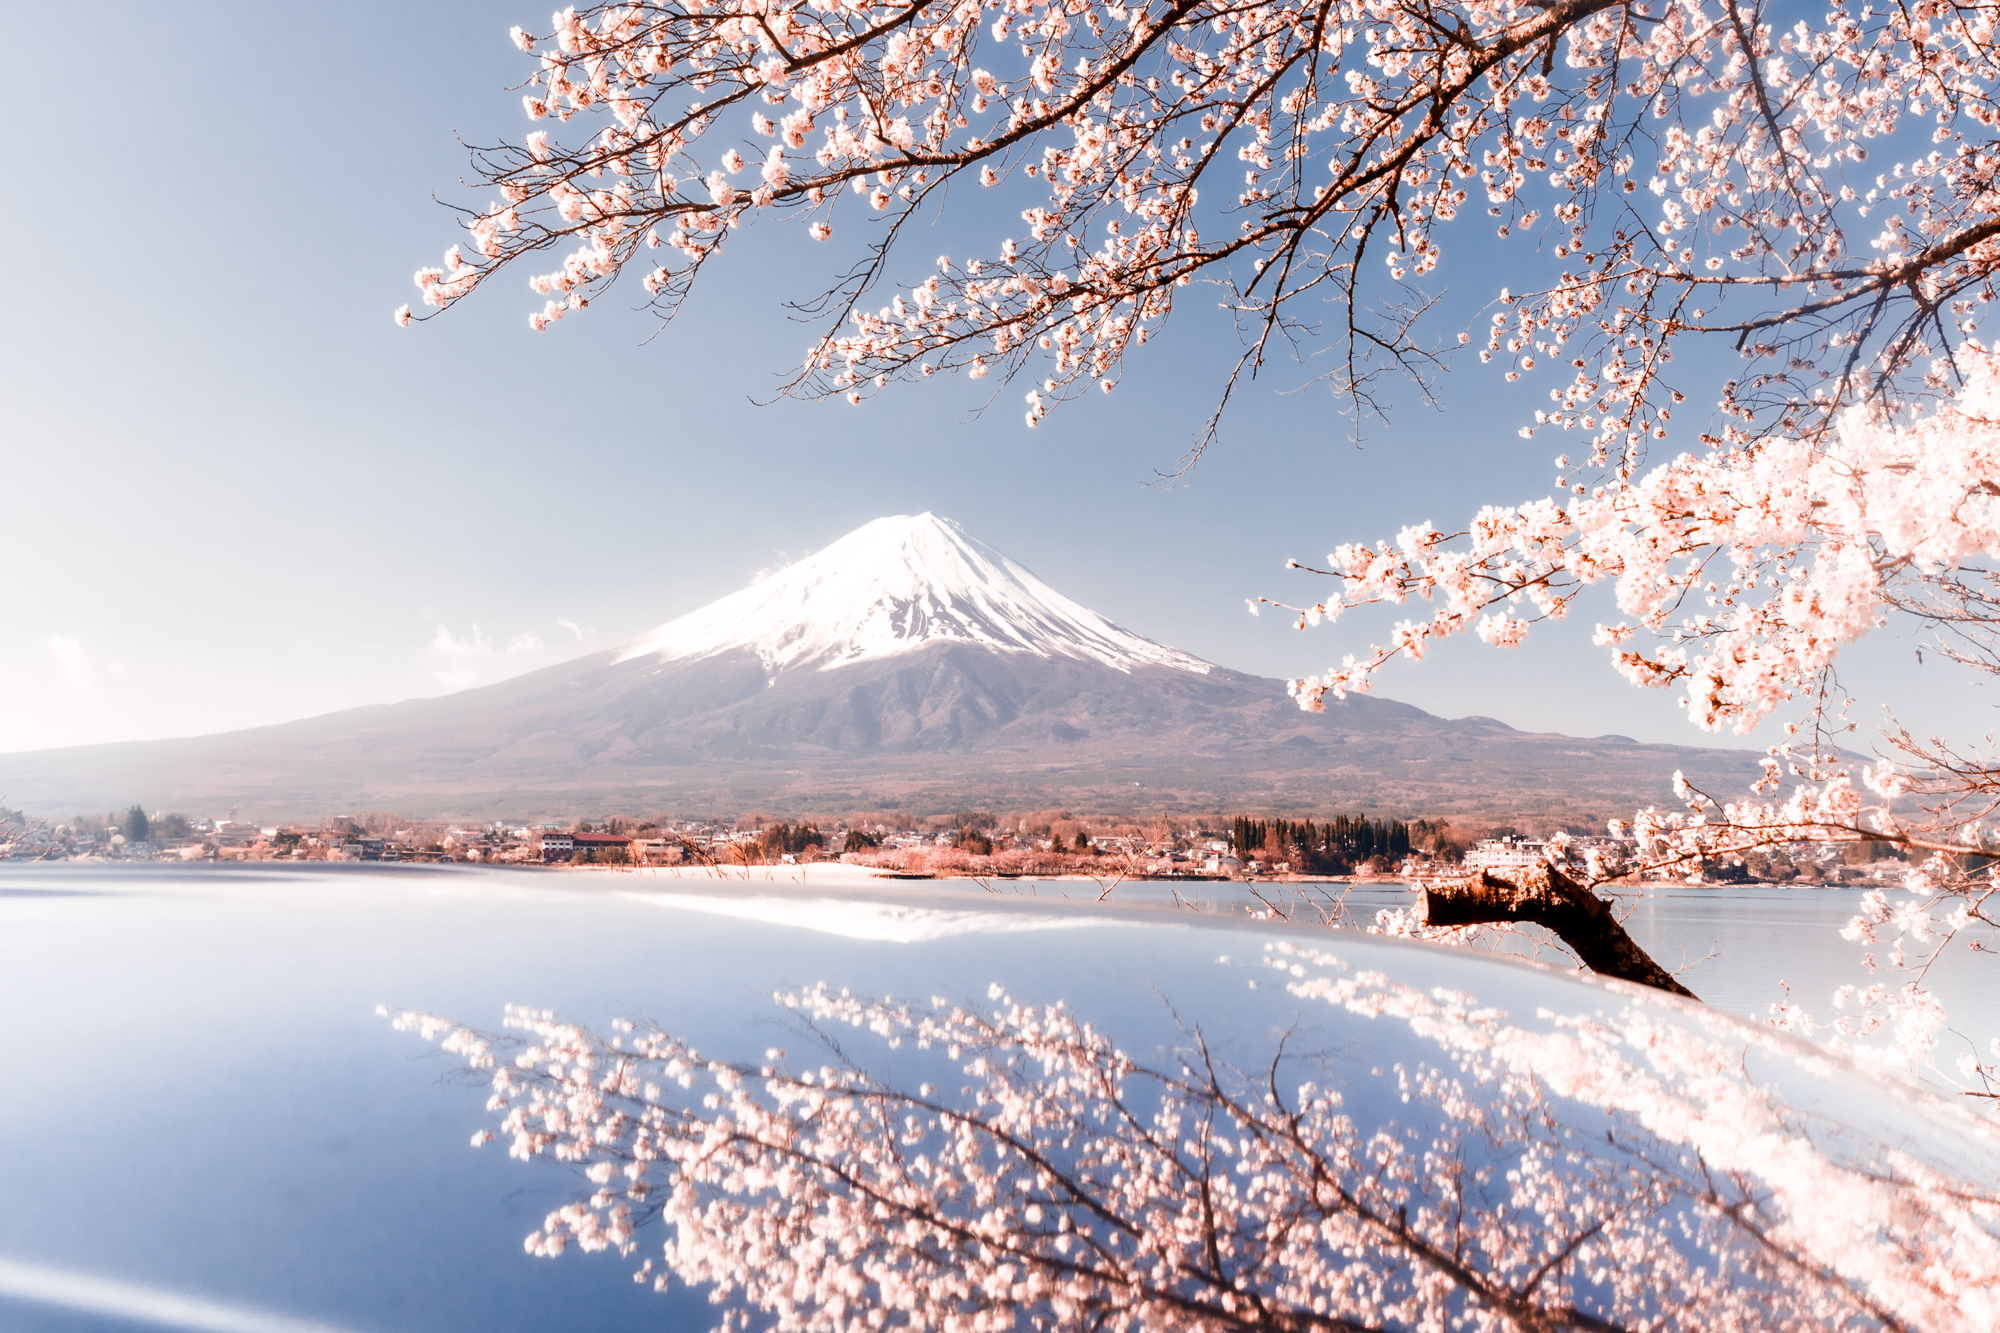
[3,516,1764,820]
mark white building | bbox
[1463,836,1547,874]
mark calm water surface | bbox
[1086,875,2000,1056]
[0,863,1990,1332]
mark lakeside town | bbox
[0,805,1913,885]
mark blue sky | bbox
[2,1,1974,759]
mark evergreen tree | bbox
[121,805,150,843]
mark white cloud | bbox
[422,624,495,690]
[556,617,588,640]
[422,623,552,691]
[46,635,122,691]
[426,625,492,660]
[0,1256,360,1333]
[48,635,90,686]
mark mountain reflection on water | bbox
[1,864,1994,1331]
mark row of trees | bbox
[1228,815,1450,873]
[757,822,825,859]
[61,807,190,844]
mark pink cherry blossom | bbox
[392,955,2000,1330]
[398,0,2000,443]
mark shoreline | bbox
[559,864,1873,891]
[2,857,1881,891]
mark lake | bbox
[1,863,1992,1331]
[990,873,2000,1052]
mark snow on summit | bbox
[615,513,1212,677]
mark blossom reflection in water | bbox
[392,941,2000,1331]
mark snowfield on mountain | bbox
[616,514,1210,677]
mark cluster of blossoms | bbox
[390,944,2000,1329]
[405,0,2000,442]
[1276,350,2000,733]
[1359,742,1998,1098]
[1269,344,2000,1107]
[1606,759,2000,1095]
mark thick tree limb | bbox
[1424,865,1697,999]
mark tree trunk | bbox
[1423,864,1697,999]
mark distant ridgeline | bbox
[1228,815,1443,873]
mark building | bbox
[544,832,631,862]
[1463,836,1547,874]
[632,838,674,862]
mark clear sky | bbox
[2,1,1977,760]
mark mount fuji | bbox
[0,514,1764,819]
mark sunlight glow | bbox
[0,1258,362,1333]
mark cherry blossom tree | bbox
[398,1,2000,1090]
[1271,339,2000,1096]
[394,0,2000,725]
[402,0,2000,447]
[388,947,2000,1330]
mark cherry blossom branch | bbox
[388,953,2000,1330]
[402,0,2000,471]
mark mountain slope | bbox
[0,515,1766,819]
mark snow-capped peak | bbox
[614,513,1212,677]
